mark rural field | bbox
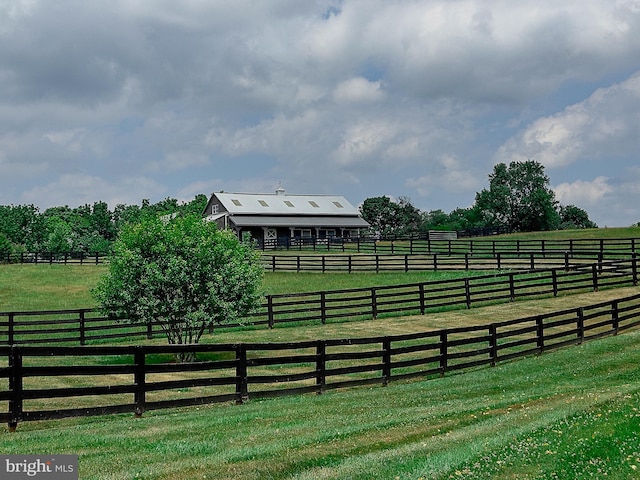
[1,228,640,479]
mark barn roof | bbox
[214,191,362,217]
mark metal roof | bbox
[227,215,370,228]
[214,192,361,216]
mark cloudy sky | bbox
[1,0,640,227]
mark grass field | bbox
[0,264,481,312]
[1,231,640,479]
[1,328,639,479]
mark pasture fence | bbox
[0,258,637,346]
[260,250,631,273]
[2,236,640,265]
[257,235,640,255]
[2,292,640,430]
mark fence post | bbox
[371,288,378,319]
[612,300,619,335]
[552,269,558,297]
[8,345,23,432]
[79,252,83,265]
[236,345,248,404]
[404,254,409,273]
[536,316,545,353]
[79,310,86,345]
[348,255,352,273]
[320,292,327,325]
[509,273,515,302]
[439,331,448,376]
[577,308,585,344]
[598,252,603,274]
[322,256,326,273]
[147,321,153,340]
[530,253,535,271]
[382,338,392,385]
[632,253,638,286]
[375,255,379,273]
[134,346,146,417]
[296,255,301,273]
[489,325,498,366]
[464,279,471,309]
[272,255,276,272]
[592,264,598,292]
[564,251,570,271]
[8,313,15,345]
[267,295,275,329]
[316,341,326,394]
[496,252,501,270]
[95,252,99,265]
[419,283,426,315]
[433,253,438,271]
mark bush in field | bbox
[93,214,263,360]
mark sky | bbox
[1,0,640,228]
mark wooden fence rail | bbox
[2,292,640,429]
[0,258,637,346]
[2,236,640,265]
[257,236,640,255]
[260,250,632,273]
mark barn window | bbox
[308,201,319,208]
[258,200,269,207]
[232,199,242,206]
[284,200,295,207]
[333,201,344,208]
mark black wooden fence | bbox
[2,236,640,264]
[2,292,640,429]
[257,236,640,255]
[260,251,634,273]
[0,258,637,345]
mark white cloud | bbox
[20,173,166,209]
[2,1,640,226]
[554,176,612,206]
[497,72,640,168]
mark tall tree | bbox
[475,160,559,232]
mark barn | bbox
[202,187,370,247]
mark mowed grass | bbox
[2,237,640,479]
[0,329,639,479]
[0,264,479,312]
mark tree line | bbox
[0,160,599,255]
[0,195,208,255]
[360,160,598,237]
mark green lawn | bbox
[0,264,478,312]
[2,239,640,479]
[1,328,639,479]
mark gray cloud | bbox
[1,0,640,226]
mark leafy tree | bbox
[474,160,559,232]
[0,204,46,251]
[394,197,422,236]
[92,214,264,361]
[360,196,398,237]
[360,196,421,237]
[558,205,597,229]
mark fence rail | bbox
[1,258,637,345]
[260,251,632,273]
[257,235,640,255]
[2,236,640,265]
[2,292,640,429]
